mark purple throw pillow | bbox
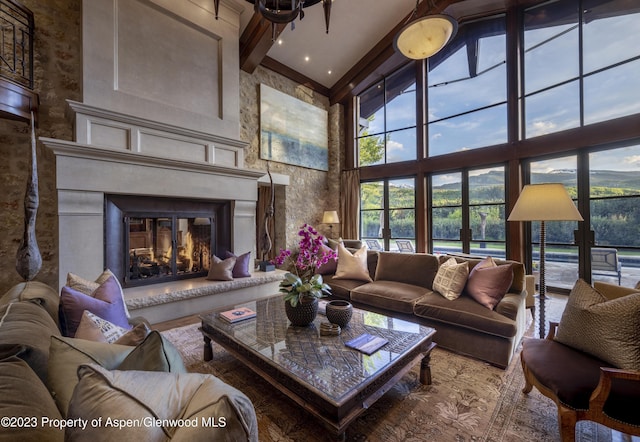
[465,258,514,310]
[317,243,338,275]
[59,275,131,337]
[225,251,252,278]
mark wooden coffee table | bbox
[200,295,436,440]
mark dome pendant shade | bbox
[394,14,458,60]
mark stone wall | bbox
[0,0,82,292]
[0,0,342,293]
[240,66,343,252]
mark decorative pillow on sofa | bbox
[67,269,130,318]
[0,356,64,440]
[333,244,372,282]
[66,364,258,441]
[59,275,131,338]
[465,256,514,309]
[317,243,338,275]
[117,330,186,373]
[433,257,469,300]
[48,335,134,416]
[74,311,150,345]
[555,279,640,371]
[206,255,236,281]
[225,251,252,278]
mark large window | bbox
[427,15,507,156]
[430,167,506,256]
[357,64,417,166]
[360,178,416,251]
[523,0,640,138]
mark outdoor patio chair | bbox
[591,247,622,285]
[395,240,414,253]
[365,239,382,251]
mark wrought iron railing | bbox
[1,0,34,89]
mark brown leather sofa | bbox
[324,251,528,368]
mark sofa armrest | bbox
[495,291,524,321]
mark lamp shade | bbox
[508,183,583,222]
[394,14,458,60]
[322,210,340,224]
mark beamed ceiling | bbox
[237,0,531,104]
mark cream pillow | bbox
[75,310,130,343]
[333,244,372,282]
[555,279,640,370]
[433,257,469,300]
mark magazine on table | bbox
[345,333,389,355]
[219,307,256,323]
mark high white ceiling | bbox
[239,0,418,88]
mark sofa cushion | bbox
[118,330,186,373]
[333,244,372,282]
[47,336,134,416]
[374,252,439,289]
[0,301,60,382]
[207,255,236,281]
[0,356,63,442]
[67,269,130,318]
[225,250,252,278]
[522,338,640,424]
[555,279,640,371]
[323,275,367,300]
[66,364,258,442]
[351,281,430,314]
[59,275,131,338]
[433,258,469,300]
[413,293,517,338]
[0,281,60,326]
[465,257,514,309]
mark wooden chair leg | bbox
[558,405,577,442]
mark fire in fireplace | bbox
[105,195,232,287]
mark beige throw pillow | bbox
[433,257,469,300]
[333,244,372,282]
[206,255,236,281]
[555,279,640,370]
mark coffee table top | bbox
[200,295,435,405]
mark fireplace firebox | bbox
[105,195,232,287]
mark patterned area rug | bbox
[162,320,616,441]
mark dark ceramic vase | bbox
[284,297,318,326]
[325,300,353,328]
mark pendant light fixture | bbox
[214,0,333,36]
[394,0,458,60]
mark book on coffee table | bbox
[345,333,389,355]
[219,307,256,323]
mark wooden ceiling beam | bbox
[240,11,286,73]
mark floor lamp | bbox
[508,183,583,338]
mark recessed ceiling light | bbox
[328,70,332,75]
[277,39,283,45]
[304,56,310,62]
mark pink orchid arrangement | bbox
[272,224,338,306]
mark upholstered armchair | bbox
[520,280,640,441]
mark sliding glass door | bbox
[526,143,640,290]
